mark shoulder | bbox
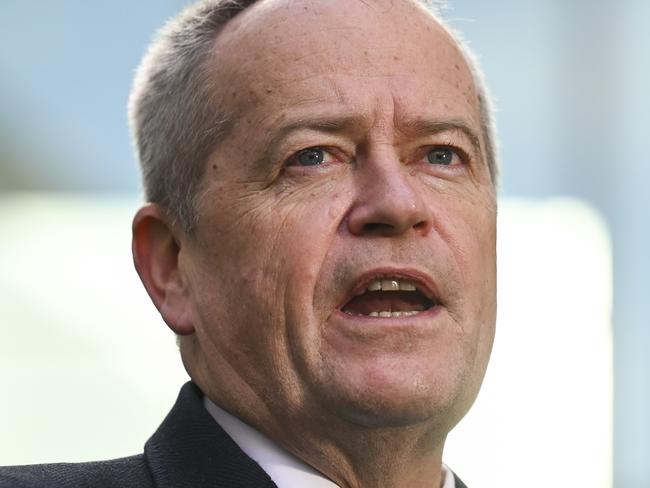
[0,454,154,488]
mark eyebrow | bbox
[263,115,364,150]
[398,119,483,155]
[259,115,483,162]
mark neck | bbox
[186,344,448,488]
[275,410,447,488]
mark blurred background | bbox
[0,1,648,487]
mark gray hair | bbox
[128,0,498,232]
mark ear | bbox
[132,203,195,335]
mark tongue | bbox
[342,291,430,315]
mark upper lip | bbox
[337,267,440,310]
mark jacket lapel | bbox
[454,472,469,488]
[144,382,277,488]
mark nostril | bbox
[360,220,428,236]
[346,190,431,236]
[363,222,392,233]
[413,221,427,230]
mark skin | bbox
[132,0,497,487]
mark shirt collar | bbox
[203,397,455,488]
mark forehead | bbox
[210,0,480,133]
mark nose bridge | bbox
[345,146,431,237]
[362,151,415,207]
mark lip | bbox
[336,266,441,311]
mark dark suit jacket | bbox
[0,382,468,488]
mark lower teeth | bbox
[369,311,420,318]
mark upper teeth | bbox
[364,278,418,293]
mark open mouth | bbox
[340,277,437,318]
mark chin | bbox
[315,362,473,430]
[339,397,459,430]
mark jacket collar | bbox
[454,472,468,488]
[144,382,277,488]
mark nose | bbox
[346,156,432,238]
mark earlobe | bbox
[132,204,195,335]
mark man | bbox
[1,0,497,486]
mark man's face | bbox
[182,0,496,431]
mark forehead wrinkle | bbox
[327,78,347,106]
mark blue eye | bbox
[296,147,325,166]
[427,147,455,165]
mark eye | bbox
[426,146,457,165]
[293,147,329,166]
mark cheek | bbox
[433,189,496,317]
[256,183,350,265]
[455,202,497,363]
[430,195,496,400]
[198,182,349,316]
